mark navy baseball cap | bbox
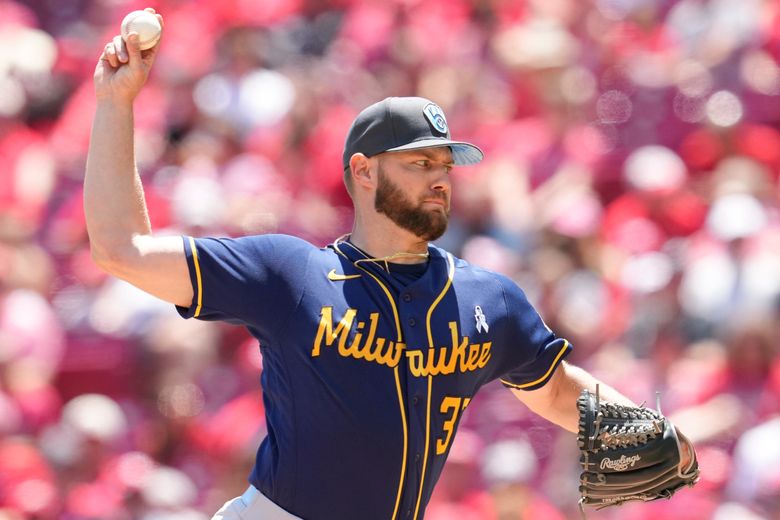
[342,97,484,170]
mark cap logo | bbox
[423,103,448,135]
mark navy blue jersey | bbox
[177,234,571,520]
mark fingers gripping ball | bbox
[121,10,162,51]
[576,387,700,514]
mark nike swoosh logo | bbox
[327,269,361,281]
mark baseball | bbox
[120,10,162,51]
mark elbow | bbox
[89,242,133,277]
[90,245,118,274]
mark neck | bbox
[348,218,430,264]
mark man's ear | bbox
[349,154,375,189]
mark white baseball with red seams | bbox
[121,10,162,51]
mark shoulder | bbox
[191,234,336,277]
[229,233,317,250]
[432,245,518,287]
[432,245,532,307]
[196,234,320,257]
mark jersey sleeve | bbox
[495,275,572,391]
[176,234,311,340]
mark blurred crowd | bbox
[2,0,780,518]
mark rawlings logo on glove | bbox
[576,387,700,517]
[600,454,641,471]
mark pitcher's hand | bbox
[94,8,163,105]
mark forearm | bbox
[513,361,636,433]
[84,101,152,264]
[553,362,636,432]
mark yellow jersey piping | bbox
[500,340,570,389]
[333,241,407,520]
[413,252,455,520]
[188,236,203,318]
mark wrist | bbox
[95,97,134,113]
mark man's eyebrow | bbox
[409,149,455,165]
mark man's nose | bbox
[431,168,451,192]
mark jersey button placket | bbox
[401,302,428,519]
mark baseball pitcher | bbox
[86,9,698,519]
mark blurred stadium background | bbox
[2,0,780,518]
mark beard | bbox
[374,167,449,241]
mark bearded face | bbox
[374,164,449,241]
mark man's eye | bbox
[416,160,430,168]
